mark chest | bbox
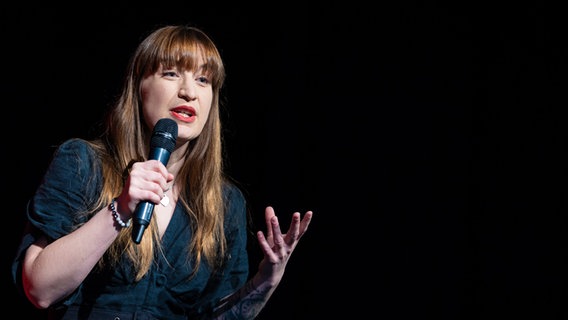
[153,188,178,238]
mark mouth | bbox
[171,106,197,122]
[173,109,194,118]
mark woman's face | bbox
[140,60,213,145]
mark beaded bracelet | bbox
[109,198,131,228]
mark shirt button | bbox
[156,274,167,286]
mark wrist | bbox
[251,272,279,292]
[109,198,131,228]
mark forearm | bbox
[22,207,121,309]
[212,274,280,320]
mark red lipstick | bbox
[171,106,196,123]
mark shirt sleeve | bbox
[11,138,102,304]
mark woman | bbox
[12,24,313,319]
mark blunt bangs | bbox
[135,26,225,88]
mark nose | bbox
[178,80,197,101]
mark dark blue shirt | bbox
[12,139,250,319]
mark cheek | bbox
[140,82,161,104]
[201,98,213,120]
[139,81,169,126]
[141,83,174,113]
[139,81,154,107]
[200,89,214,109]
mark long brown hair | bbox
[86,25,227,281]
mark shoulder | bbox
[56,138,97,156]
[223,181,246,207]
[222,180,247,222]
[29,139,103,238]
[44,138,102,187]
[51,138,99,167]
[223,181,244,199]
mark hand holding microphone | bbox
[131,118,178,244]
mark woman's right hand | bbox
[116,159,174,218]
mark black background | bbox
[1,2,568,319]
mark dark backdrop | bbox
[1,2,567,319]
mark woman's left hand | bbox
[255,206,313,286]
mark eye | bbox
[196,76,210,85]
[162,70,179,78]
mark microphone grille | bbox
[150,118,178,153]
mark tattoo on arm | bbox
[212,279,273,320]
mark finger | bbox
[147,159,171,176]
[141,162,172,195]
[270,216,285,249]
[146,160,172,191]
[284,212,301,245]
[128,172,167,205]
[166,172,175,184]
[264,206,276,240]
[298,211,314,237]
[284,210,313,244]
[256,231,277,261]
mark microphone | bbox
[131,118,178,244]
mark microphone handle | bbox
[131,147,171,244]
[131,202,155,244]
